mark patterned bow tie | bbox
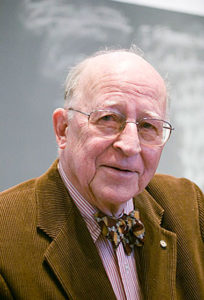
[94,210,145,256]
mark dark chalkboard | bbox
[0,0,203,190]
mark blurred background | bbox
[0,0,204,191]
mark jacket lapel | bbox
[35,161,116,300]
[134,190,177,300]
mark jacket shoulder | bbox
[147,173,203,214]
[148,173,202,195]
[0,178,36,193]
[147,174,204,240]
[0,178,38,234]
[0,178,36,205]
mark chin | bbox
[89,175,141,208]
[93,186,140,207]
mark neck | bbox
[93,200,130,218]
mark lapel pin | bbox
[160,240,167,249]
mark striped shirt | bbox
[58,161,141,300]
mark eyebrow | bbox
[141,110,162,119]
[98,101,163,119]
[98,100,123,109]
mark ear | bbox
[53,108,68,149]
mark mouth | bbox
[108,166,132,172]
[101,165,137,174]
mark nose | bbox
[113,122,141,156]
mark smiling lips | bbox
[102,164,138,174]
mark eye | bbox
[89,110,125,134]
[91,111,123,125]
[140,121,156,130]
[100,114,119,122]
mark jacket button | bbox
[160,240,167,248]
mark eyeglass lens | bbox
[88,110,171,146]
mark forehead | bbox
[77,52,166,112]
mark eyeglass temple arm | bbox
[68,108,90,117]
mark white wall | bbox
[112,0,204,16]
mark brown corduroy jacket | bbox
[0,160,203,300]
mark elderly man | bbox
[0,49,203,300]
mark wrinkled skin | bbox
[53,52,167,216]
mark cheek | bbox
[141,147,163,181]
[145,147,162,168]
[66,130,113,184]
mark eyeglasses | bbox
[68,108,174,146]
